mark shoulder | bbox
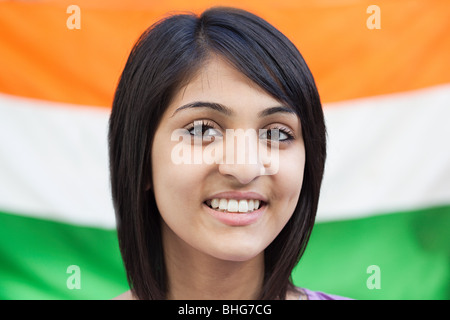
[299,287,354,300]
[112,290,136,300]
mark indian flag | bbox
[0,0,448,300]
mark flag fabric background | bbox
[0,0,449,300]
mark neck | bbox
[162,222,264,300]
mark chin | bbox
[204,239,265,262]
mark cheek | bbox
[267,146,305,228]
[151,135,207,225]
[276,146,305,201]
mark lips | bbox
[203,191,267,226]
[203,191,267,214]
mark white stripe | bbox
[317,83,450,221]
[0,94,115,228]
[0,84,449,227]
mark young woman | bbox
[109,7,349,300]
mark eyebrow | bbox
[171,101,296,118]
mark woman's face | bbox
[151,56,305,262]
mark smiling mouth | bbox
[203,198,266,213]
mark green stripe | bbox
[1,206,448,299]
[0,211,128,299]
[292,205,450,300]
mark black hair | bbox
[108,6,326,300]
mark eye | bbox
[260,127,294,143]
[186,120,222,140]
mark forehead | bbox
[168,56,284,115]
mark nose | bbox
[217,129,265,185]
[218,161,264,185]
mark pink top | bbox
[301,288,353,300]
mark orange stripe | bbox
[0,0,449,107]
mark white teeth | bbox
[206,198,263,213]
[211,198,220,209]
[238,200,248,212]
[227,199,238,212]
[219,199,228,210]
[248,199,254,211]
